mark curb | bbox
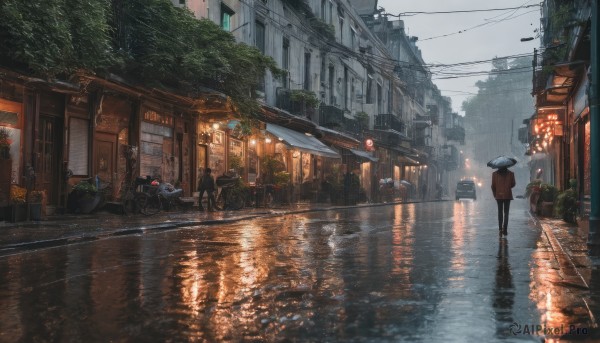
[0,199,450,255]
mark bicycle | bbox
[215,175,246,210]
[139,182,184,216]
[121,176,153,215]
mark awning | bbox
[266,123,340,158]
[397,155,420,165]
[349,149,379,162]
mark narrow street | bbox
[0,198,596,342]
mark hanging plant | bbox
[354,111,369,129]
[290,89,320,108]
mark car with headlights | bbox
[456,180,477,200]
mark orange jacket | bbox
[491,169,516,200]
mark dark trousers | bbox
[496,199,511,230]
[198,189,216,210]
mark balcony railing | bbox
[319,105,344,127]
[444,126,465,144]
[374,114,405,133]
[276,88,317,118]
[319,105,362,136]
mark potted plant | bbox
[8,185,27,222]
[27,190,44,221]
[354,111,369,131]
[539,183,559,217]
[273,171,291,204]
[260,155,286,185]
[555,179,578,223]
[68,180,100,214]
[525,179,542,197]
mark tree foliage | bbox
[0,0,113,77]
[461,56,534,162]
[0,0,283,118]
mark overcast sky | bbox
[377,0,541,116]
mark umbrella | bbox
[487,155,517,169]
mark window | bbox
[321,0,326,20]
[377,83,383,114]
[328,65,335,105]
[350,27,356,50]
[179,0,185,4]
[255,20,265,54]
[320,54,326,86]
[366,74,373,104]
[68,117,89,176]
[282,38,290,88]
[350,78,355,110]
[343,66,348,109]
[339,17,344,43]
[304,52,311,90]
[221,4,235,31]
[329,1,333,24]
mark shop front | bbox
[0,87,23,208]
[265,123,340,202]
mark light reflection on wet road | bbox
[0,199,594,342]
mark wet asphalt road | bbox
[0,198,596,342]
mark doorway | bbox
[36,115,62,205]
[95,132,117,196]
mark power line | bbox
[418,9,539,41]
[385,4,540,17]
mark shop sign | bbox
[0,111,18,126]
[144,110,173,126]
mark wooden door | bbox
[95,132,117,191]
[36,115,61,204]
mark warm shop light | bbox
[250,139,256,145]
[265,137,272,143]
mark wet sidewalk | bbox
[532,214,600,337]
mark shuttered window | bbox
[140,121,173,178]
[68,117,89,176]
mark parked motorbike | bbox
[140,179,184,215]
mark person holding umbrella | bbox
[488,156,517,236]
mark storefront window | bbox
[208,130,225,177]
[248,140,258,184]
[68,117,89,176]
[229,137,244,175]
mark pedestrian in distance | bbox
[491,166,516,236]
[198,168,217,212]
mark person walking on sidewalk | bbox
[198,168,217,212]
[491,167,516,236]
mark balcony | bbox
[319,105,362,137]
[276,88,317,119]
[441,145,459,171]
[319,105,344,127]
[444,126,465,144]
[374,114,405,134]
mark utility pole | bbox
[589,0,600,250]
